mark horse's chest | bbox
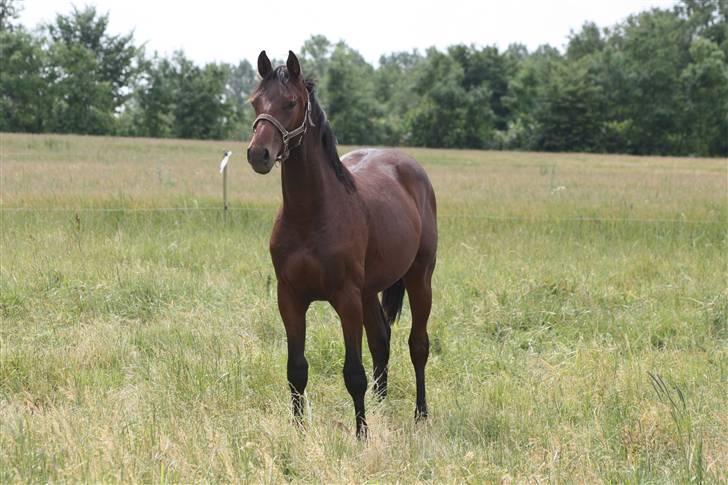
[270,240,350,299]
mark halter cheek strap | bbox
[252,98,315,163]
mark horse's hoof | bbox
[414,408,428,422]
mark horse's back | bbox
[342,148,436,218]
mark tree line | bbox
[1,0,726,156]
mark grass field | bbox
[1,132,727,483]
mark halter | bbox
[251,95,315,163]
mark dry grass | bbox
[2,133,725,219]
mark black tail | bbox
[381,279,405,326]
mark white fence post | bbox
[219,151,232,220]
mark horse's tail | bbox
[381,279,405,326]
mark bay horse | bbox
[246,50,437,438]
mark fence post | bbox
[219,151,232,221]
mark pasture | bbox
[1,133,726,482]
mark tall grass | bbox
[1,133,726,482]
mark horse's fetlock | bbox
[287,358,309,393]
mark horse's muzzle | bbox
[247,145,274,174]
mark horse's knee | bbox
[287,358,308,395]
[343,359,367,398]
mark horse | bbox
[246,50,437,438]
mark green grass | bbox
[1,133,727,482]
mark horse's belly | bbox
[363,200,421,292]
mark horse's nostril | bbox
[263,148,270,162]
[247,147,252,162]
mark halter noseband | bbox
[251,96,315,163]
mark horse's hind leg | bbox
[363,293,390,398]
[404,259,435,420]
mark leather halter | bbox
[251,96,315,163]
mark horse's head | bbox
[247,50,311,174]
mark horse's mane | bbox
[257,66,356,192]
[304,77,356,192]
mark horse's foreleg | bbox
[363,293,390,399]
[278,283,310,421]
[332,287,368,439]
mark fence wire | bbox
[0,205,723,225]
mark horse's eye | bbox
[286,99,297,110]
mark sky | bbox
[19,0,679,66]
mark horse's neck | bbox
[280,137,339,222]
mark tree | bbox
[45,6,140,134]
[0,27,48,132]
[375,50,423,145]
[300,35,332,81]
[226,59,257,138]
[0,0,21,32]
[680,36,728,155]
[325,42,382,145]
[531,60,607,152]
[46,40,116,134]
[447,44,515,131]
[130,54,176,138]
[611,8,690,154]
[567,22,606,60]
[502,45,561,149]
[676,0,728,55]
[48,6,139,110]
[407,48,495,148]
[171,53,234,140]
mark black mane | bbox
[304,78,356,192]
[256,67,356,192]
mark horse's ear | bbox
[258,50,272,77]
[286,50,301,79]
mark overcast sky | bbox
[19,0,678,65]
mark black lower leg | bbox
[343,356,368,438]
[373,365,388,399]
[409,334,429,420]
[371,335,389,399]
[367,302,390,400]
[287,358,308,419]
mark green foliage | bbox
[612,9,689,155]
[374,50,422,145]
[46,40,116,134]
[170,54,233,140]
[531,60,607,152]
[407,48,496,148]
[0,0,21,32]
[129,55,176,138]
[324,42,383,145]
[45,6,140,134]
[123,53,236,140]
[1,0,727,155]
[226,59,257,137]
[300,34,332,92]
[567,22,606,60]
[680,36,728,155]
[0,28,48,132]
